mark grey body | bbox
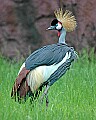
[25,43,77,86]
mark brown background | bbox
[0,0,96,60]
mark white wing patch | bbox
[27,67,44,92]
[18,62,25,75]
[43,51,71,81]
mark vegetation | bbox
[0,50,96,120]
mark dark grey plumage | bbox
[25,43,77,86]
[25,43,76,70]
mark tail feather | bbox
[17,79,30,102]
[11,67,30,100]
[11,67,45,102]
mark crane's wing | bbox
[47,49,77,86]
[25,43,75,70]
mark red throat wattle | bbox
[58,31,60,37]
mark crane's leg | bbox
[45,89,49,107]
[40,85,50,106]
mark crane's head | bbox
[47,18,63,31]
[47,8,77,32]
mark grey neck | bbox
[59,28,66,44]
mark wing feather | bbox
[25,43,71,70]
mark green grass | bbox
[0,50,96,120]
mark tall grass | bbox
[0,50,96,120]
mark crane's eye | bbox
[55,24,58,27]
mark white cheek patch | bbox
[56,22,62,30]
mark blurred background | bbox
[0,0,96,60]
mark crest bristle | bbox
[54,8,77,32]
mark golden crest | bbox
[54,8,77,32]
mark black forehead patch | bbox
[51,19,58,26]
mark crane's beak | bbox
[46,26,56,30]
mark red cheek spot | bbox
[58,31,60,37]
[58,21,62,25]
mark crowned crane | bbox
[11,8,77,106]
